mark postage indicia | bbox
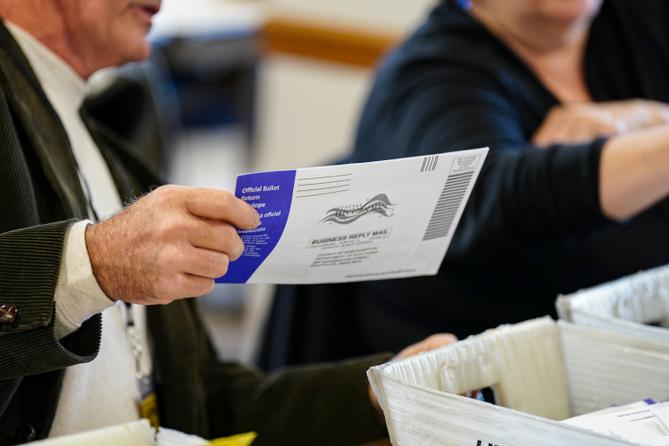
[217,148,488,284]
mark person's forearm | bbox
[0,221,101,380]
[223,354,391,445]
[600,124,669,221]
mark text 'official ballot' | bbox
[217,148,488,284]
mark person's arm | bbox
[147,296,391,445]
[217,355,392,446]
[214,338,457,446]
[354,67,669,256]
[599,125,669,220]
[0,184,258,381]
[532,100,669,146]
[194,314,454,445]
[0,221,101,381]
[517,101,669,221]
[0,81,103,380]
[355,71,604,254]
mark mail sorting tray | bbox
[557,263,669,343]
[367,317,669,446]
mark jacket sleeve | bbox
[0,221,100,380]
[353,66,610,258]
[149,299,390,445]
[208,355,390,446]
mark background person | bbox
[261,0,669,366]
[351,0,669,346]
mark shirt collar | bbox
[5,21,87,110]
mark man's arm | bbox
[152,296,392,445]
[214,356,391,446]
[206,331,456,444]
[0,182,260,380]
[0,221,100,380]
[149,299,456,446]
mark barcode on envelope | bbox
[420,155,439,172]
[422,171,473,241]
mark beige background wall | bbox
[255,0,437,170]
[267,0,437,30]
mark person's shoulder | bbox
[399,1,500,63]
[375,1,514,92]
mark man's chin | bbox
[113,21,153,64]
[96,42,151,73]
[130,42,152,62]
[120,38,152,65]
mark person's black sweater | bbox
[348,0,669,345]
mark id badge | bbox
[138,375,159,428]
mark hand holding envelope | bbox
[86,185,259,304]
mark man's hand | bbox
[368,333,457,413]
[532,100,669,146]
[86,185,259,304]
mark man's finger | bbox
[184,273,216,297]
[181,247,231,279]
[185,188,260,229]
[189,219,244,260]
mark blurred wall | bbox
[267,0,437,31]
[254,57,369,169]
[254,0,438,171]
[151,0,438,171]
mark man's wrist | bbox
[84,221,116,302]
[54,220,114,339]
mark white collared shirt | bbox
[6,22,152,437]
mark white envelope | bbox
[217,148,488,284]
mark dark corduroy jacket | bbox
[0,22,388,446]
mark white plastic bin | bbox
[557,265,669,342]
[368,317,669,446]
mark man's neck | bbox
[0,1,90,79]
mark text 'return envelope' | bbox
[217,148,488,284]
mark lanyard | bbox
[80,170,159,426]
[123,303,159,427]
